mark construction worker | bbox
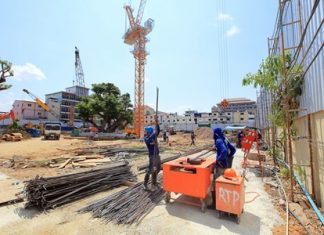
[143,123,161,191]
[163,131,169,144]
[190,131,196,146]
[237,130,245,148]
[213,128,236,176]
[210,128,236,208]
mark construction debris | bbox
[1,133,23,141]
[24,161,136,210]
[79,177,164,225]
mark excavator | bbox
[0,110,15,122]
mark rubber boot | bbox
[152,171,157,186]
[143,173,150,191]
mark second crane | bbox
[124,0,154,138]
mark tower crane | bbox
[124,0,154,138]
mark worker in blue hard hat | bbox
[143,121,161,191]
[213,127,236,171]
[209,127,236,208]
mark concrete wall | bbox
[292,111,324,207]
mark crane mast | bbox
[124,0,153,138]
[75,46,85,87]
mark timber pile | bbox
[49,155,113,168]
[79,177,164,224]
[49,146,147,169]
[24,162,136,210]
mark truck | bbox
[44,122,61,140]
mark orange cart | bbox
[215,175,245,223]
[163,157,215,212]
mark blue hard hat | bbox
[145,126,154,135]
[213,128,223,138]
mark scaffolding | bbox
[258,0,324,205]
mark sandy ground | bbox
[0,148,283,235]
[0,137,130,161]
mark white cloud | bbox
[226,25,240,37]
[12,63,46,81]
[218,13,233,21]
[145,76,150,83]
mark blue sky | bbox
[0,0,277,114]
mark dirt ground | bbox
[0,140,284,235]
[0,137,130,161]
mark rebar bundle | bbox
[79,177,164,224]
[24,161,136,210]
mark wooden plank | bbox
[71,162,97,167]
[58,158,72,169]
[81,159,111,164]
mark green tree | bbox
[0,60,14,91]
[242,53,303,128]
[77,83,133,132]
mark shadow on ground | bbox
[165,199,261,235]
[14,205,42,219]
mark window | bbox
[189,119,191,121]
[38,112,42,116]
[240,112,244,115]
[240,118,244,120]
[28,104,32,107]
[38,105,42,108]
[227,113,230,115]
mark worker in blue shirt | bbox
[213,128,236,176]
[143,123,161,191]
[210,128,236,208]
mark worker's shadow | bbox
[165,196,262,235]
[14,205,42,219]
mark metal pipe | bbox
[277,159,324,225]
[294,174,324,225]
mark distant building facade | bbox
[45,85,89,123]
[216,98,257,114]
[144,105,255,132]
[12,100,47,121]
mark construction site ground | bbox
[0,133,286,235]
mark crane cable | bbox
[216,0,230,100]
